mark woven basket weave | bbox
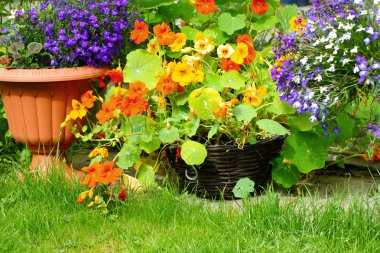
[167,136,285,199]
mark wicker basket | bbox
[167,136,285,199]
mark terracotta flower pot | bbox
[0,66,107,178]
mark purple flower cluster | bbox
[2,0,139,68]
[271,0,380,134]
[368,124,380,138]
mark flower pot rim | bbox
[0,66,108,83]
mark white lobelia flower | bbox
[338,32,351,43]
[316,75,323,82]
[327,64,335,72]
[325,43,334,49]
[360,10,368,15]
[342,58,351,65]
[292,75,301,84]
[333,46,339,55]
[354,0,363,3]
[316,55,324,62]
[366,27,374,35]
[328,30,337,39]
[327,56,334,63]
[356,26,365,32]
[375,0,380,4]
[350,46,358,53]
[320,86,329,93]
[347,14,355,20]
[300,56,308,65]
[353,66,360,73]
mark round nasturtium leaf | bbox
[180,140,207,165]
[188,87,222,120]
[123,49,163,90]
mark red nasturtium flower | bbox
[118,189,127,201]
[220,57,241,72]
[153,22,176,46]
[105,69,123,84]
[194,0,217,15]
[130,20,149,44]
[250,0,269,15]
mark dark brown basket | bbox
[167,135,285,200]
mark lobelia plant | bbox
[0,0,139,69]
[65,0,301,207]
[271,0,380,188]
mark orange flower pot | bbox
[0,66,107,179]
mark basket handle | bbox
[185,165,199,181]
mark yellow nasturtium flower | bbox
[169,33,187,52]
[231,43,248,65]
[69,99,86,120]
[89,147,109,159]
[172,62,194,86]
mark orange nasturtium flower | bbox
[88,146,109,159]
[250,0,268,16]
[194,0,217,15]
[231,43,249,65]
[96,95,119,124]
[156,73,179,96]
[153,22,176,46]
[69,99,87,120]
[97,161,123,185]
[130,20,149,44]
[237,34,254,47]
[290,16,307,34]
[212,98,239,118]
[80,90,96,109]
[81,162,102,187]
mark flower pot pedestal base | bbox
[29,153,84,180]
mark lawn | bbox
[1,166,380,253]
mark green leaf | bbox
[181,26,201,41]
[218,12,246,35]
[123,49,163,90]
[256,119,288,135]
[219,70,245,90]
[232,178,255,199]
[251,15,278,31]
[267,94,296,115]
[27,42,42,54]
[276,5,299,34]
[282,132,328,173]
[136,164,156,188]
[116,141,142,170]
[335,112,355,143]
[188,88,222,120]
[289,114,318,132]
[203,27,229,45]
[233,104,257,122]
[140,136,161,153]
[159,126,179,143]
[140,0,176,9]
[208,123,220,139]
[180,140,207,165]
[271,156,301,188]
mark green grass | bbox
[1,168,380,253]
